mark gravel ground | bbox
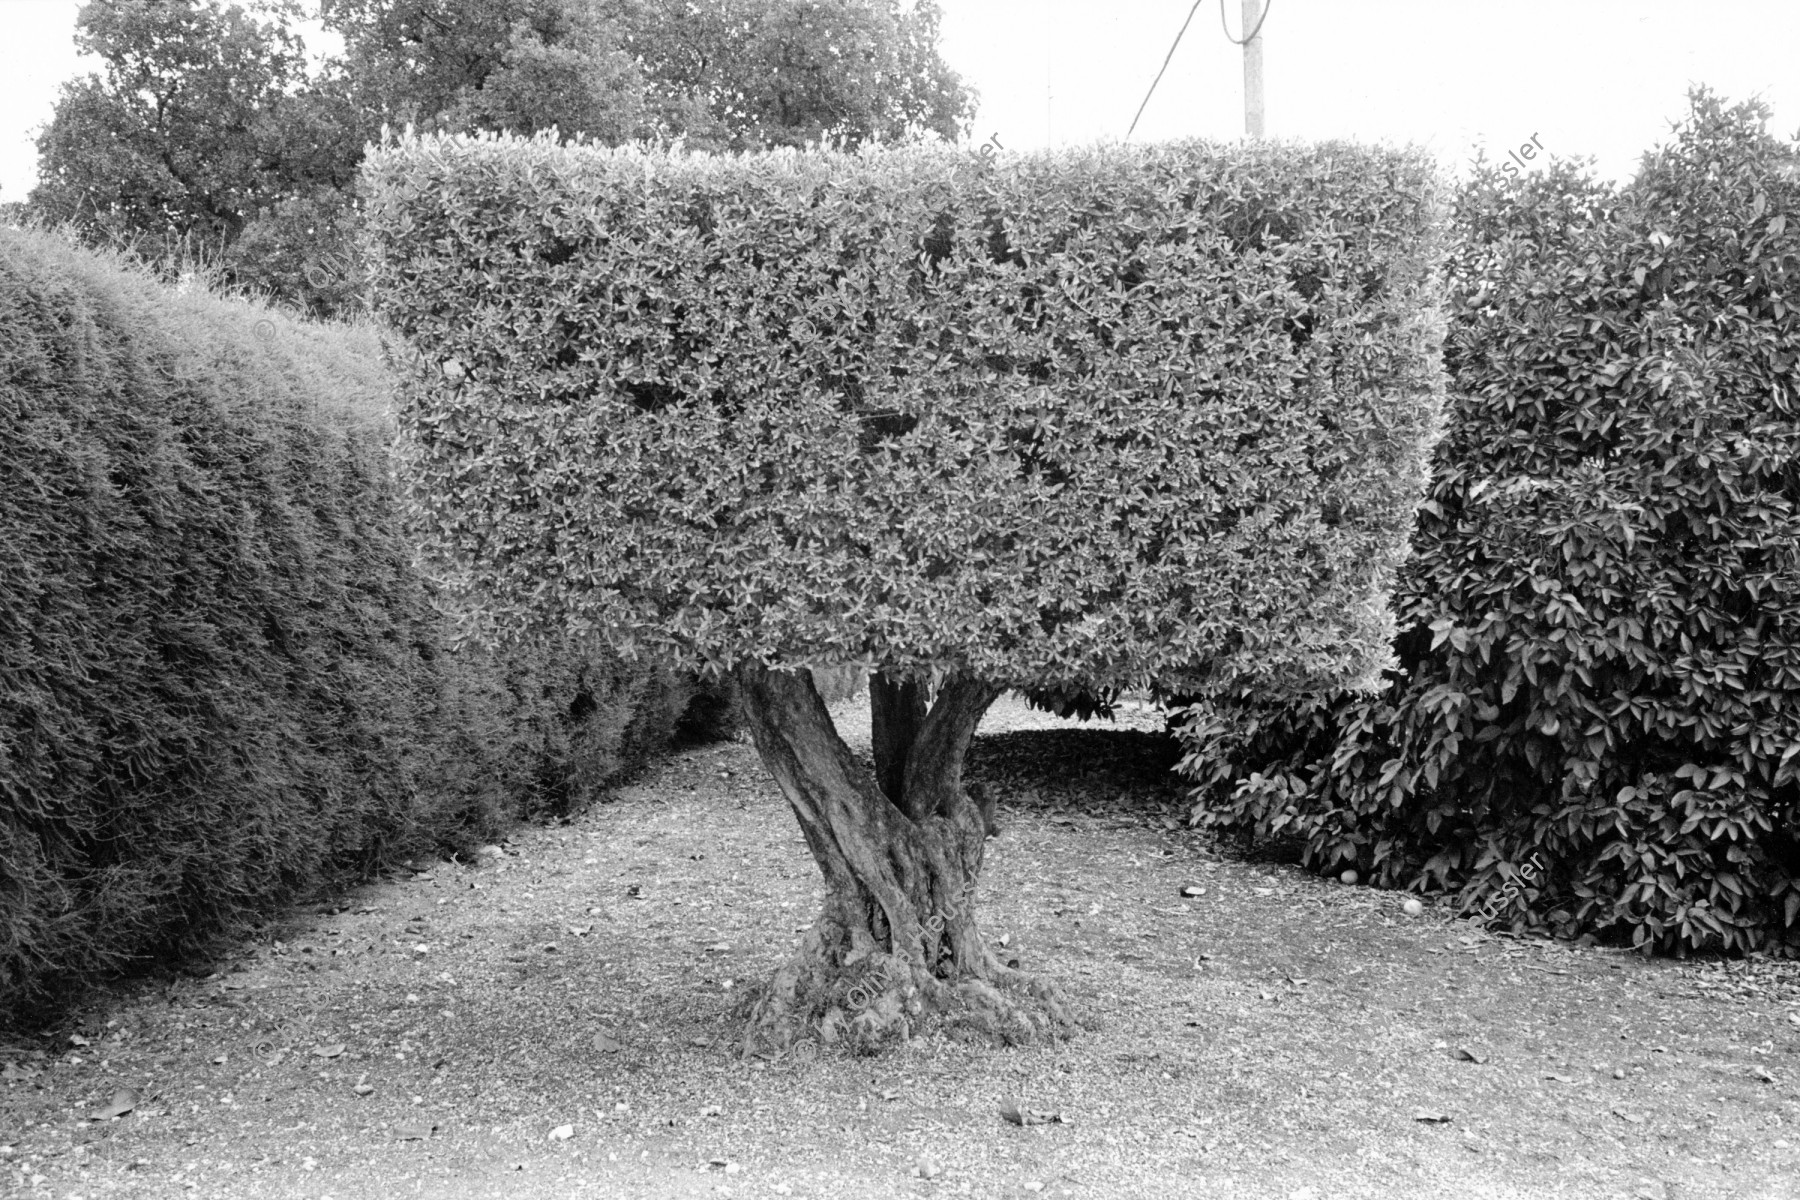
[3,694,1799,1200]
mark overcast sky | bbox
[3,0,1798,205]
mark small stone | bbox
[1339,869,1358,885]
[1402,898,1424,916]
[549,1124,575,1141]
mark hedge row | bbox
[1177,93,1800,955]
[359,134,1447,698]
[0,227,721,1019]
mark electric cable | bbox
[1219,0,1274,46]
[1126,0,1207,141]
[1127,0,1274,141]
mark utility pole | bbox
[1242,0,1265,137]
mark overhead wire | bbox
[1125,0,1207,141]
[1219,0,1274,46]
[1126,0,1275,141]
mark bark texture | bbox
[732,664,1071,1055]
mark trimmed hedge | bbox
[1178,93,1800,955]
[360,134,1448,697]
[0,227,718,1018]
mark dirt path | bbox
[3,696,1798,1200]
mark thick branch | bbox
[732,663,925,960]
[900,673,1001,828]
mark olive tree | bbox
[361,134,1448,1052]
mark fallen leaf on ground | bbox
[567,924,593,937]
[92,1088,137,1120]
[68,1034,90,1047]
[1453,1046,1490,1064]
[1751,1066,1777,1084]
[999,1099,1065,1127]
[1545,1073,1575,1084]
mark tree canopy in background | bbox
[29,0,314,249]
[26,0,976,316]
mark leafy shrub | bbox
[359,133,1449,697]
[1178,92,1800,956]
[420,629,734,832]
[0,227,715,1018]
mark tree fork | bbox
[869,672,928,806]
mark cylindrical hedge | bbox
[360,134,1448,699]
[1178,92,1800,956]
[0,227,718,1017]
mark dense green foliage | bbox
[0,227,716,1016]
[361,134,1447,698]
[28,0,974,319]
[327,0,975,151]
[29,0,316,246]
[1178,94,1800,955]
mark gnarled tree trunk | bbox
[733,663,1071,1055]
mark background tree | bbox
[360,134,1448,1053]
[30,0,309,254]
[604,0,974,150]
[28,0,974,316]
